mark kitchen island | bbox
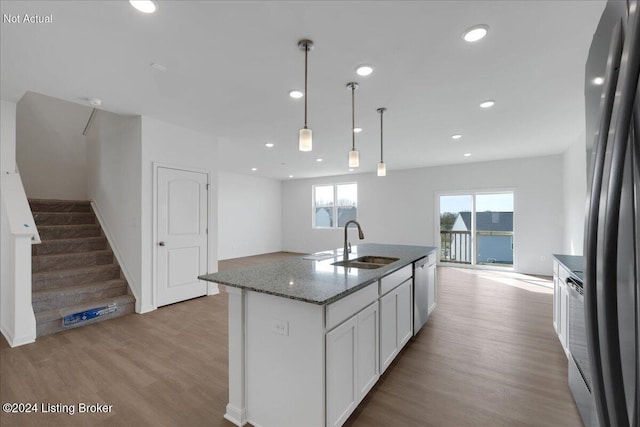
[200,243,436,427]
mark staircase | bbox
[29,199,135,337]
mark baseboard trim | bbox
[224,404,247,426]
[138,304,156,314]
[1,322,35,348]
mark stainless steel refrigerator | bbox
[583,0,639,426]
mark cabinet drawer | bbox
[326,283,378,331]
[380,265,412,296]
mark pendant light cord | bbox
[304,42,308,129]
[351,85,355,150]
[380,109,384,162]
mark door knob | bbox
[158,241,165,246]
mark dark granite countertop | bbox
[200,243,436,305]
[552,254,584,284]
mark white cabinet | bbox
[380,279,413,373]
[553,260,570,356]
[326,301,379,427]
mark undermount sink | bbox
[332,256,399,269]
[354,256,398,265]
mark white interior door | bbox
[156,167,208,307]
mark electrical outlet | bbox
[271,319,289,336]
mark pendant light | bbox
[347,82,360,168]
[298,39,314,152]
[377,107,387,176]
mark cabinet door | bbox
[357,302,379,398]
[326,316,358,427]
[553,275,559,333]
[426,263,437,316]
[380,291,398,373]
[397,280,413,349]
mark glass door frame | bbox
[435,189,516,271]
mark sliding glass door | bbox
[438,191,514,268]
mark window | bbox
[313,183,357,228]
[438,191,514,268]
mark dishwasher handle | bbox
[415,257,428,269]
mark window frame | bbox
[435,189,516,271]
[312,182,358,229]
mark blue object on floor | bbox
[62,304,118,327]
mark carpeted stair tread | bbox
[29,199,91,213]
[35,295,135,337]
[32,249,114,273]
[32,280,128,313]
[36,224,102,240]
[33,212,96,226]
[32,264,121,291]
[33,278,126,300]
[32,236,107,256]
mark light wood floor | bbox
[0,253,582,427]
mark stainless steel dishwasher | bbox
[413,256,429,334]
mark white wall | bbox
[16,92,93,200]
[562,135,587,255]
[140,116,219,310]
[86,110,143,310]
[218,172,282,260]
[1,100,17,174]
[282,155,564,276]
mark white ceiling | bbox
[1,1,606,180]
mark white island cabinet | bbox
[380,265,413,373]
[200,244,437,427]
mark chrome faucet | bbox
[343,220,365,262]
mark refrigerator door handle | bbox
[585,19,625,427]
[632,108,639,427]
[602,2,640,425]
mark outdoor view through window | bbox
[313,183,357,228]
[439,192,514,267]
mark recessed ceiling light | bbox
[479,100,495,109]
[451,134,462,140]
[251,167,257,171]
[464,153,472,157]
[463,25,489,42]
[349,168,354,172]
[353,127,362,133]
[288,175,294,178]
[315,158,323,162]
[129,0,158,14]
[593,77,604,85]
[289,90,303,99]
[356,65,374,76]
[88,98,102,107]
[265,143,274,148]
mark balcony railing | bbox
[440,230,514,266]
[440,230,471,264]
